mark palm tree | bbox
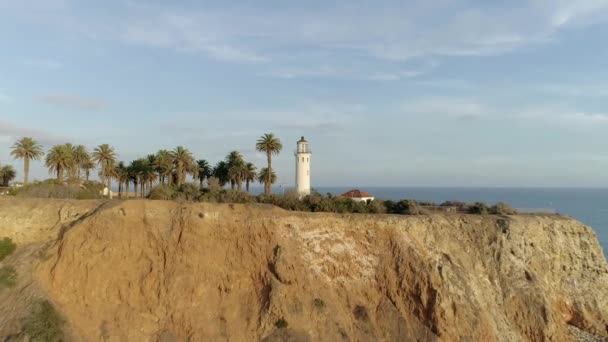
[256,133,282,194]
[145,154,158,192]
[228,158,248,191]
[0,165,17,187]
[92,144,117,191]
[153,150,172,184]
[170,146,194,186]
[81,157,95,181]
[115,162,128,198]
[10,137,44,185]
[45,144,74,182]
[196,159,212,188]
[226,151,245,190]
[141,159,157,197]
[213,161,229,187]
[244,162,257,192]
[127,161,140,199]
[257,167,276,187]
[72,145,90,181]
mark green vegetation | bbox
[275,318,289,329]
[0,237,17,262]
[0,165,17,187]
[10,179,104,199]
[3,135,519,215]
[491,202,518,215]
[23,300,65,342]
[0,266,17,289]
[256,133,283,195]
[384,199,425,215]
[313,298,325,309]
[10,137,44,185]
[468,202,490,215]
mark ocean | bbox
[312,187,608,258]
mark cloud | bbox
[0,119,66,145]
[0,91,10,103]
[560,112,608,124]
[123,15,268,63]
[22,59,63,69]
[36,93,106,110]
[406,98,486,121]
[535,83,608,98]
[92,0,608,78]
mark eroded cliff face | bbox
[0,198,607,341]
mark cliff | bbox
[0,198,607,341]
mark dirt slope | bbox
[0,198,607,341]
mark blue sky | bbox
[1,0,608,187]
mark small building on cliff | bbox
[340,189,375,202]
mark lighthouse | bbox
[295,136,311,196]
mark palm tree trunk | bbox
[246,180,250,192]
[134,181,138,199]
[237,178,242,192]
[200,178,204,188]
[57,166,63,183]
[125,180,129,199]
[140,182,144,199]
[24,158,30,185]
[266,151,272,194]
[231,180,235,190]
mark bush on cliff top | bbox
[490,202,518,215]
[146,185,516,217]
[23,300,65,342]
[0,237,17,262]
[11,179,103,200]
[0,266,17,289]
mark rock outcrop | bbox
[0,198,607,341]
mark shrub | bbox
[468,202,490,215]
[175,183,201,201]
[23,300,64,341]
[386,199,422,215]
[206,177,222,193]
[275,318,289,329]
[0,266,17,289]
[13,180,103,200]
[0,237,17,262]
[367,200,386,214]
[313,298,325,309]
[490,202,518,215]
[148,185,177,200]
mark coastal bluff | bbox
[0,198,607,341]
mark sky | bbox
[1,0,608,187]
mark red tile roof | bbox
[340,189,373,198]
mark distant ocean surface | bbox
[309,187,608,258]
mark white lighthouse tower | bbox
[295,136,311,196]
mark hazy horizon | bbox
[2,1,608,187]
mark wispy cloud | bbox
[560,112,608,124]
[405,98,486,121]
[535,83,608,98]
[0,91,10,103]
[0,119,66,145]
[36,93,106,110]
[22,58,63,69]
[122,15,268,63]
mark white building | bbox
[295,136,311,196]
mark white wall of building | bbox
[295,138,311,196]
[351,197,375,202]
